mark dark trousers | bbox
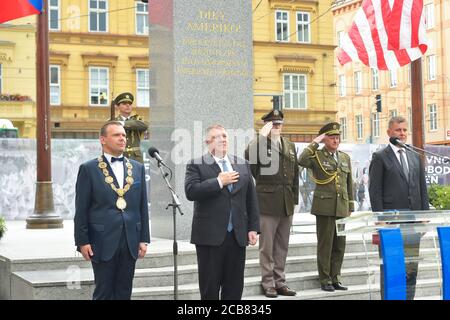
[316,215,346,285]
[378,233,421,300]
[195,231,246,300]
[91,230,137,300]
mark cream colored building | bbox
[333,0,450,145]
[0,16,37,138]
[48,0,149,138]
[253,0,337,142]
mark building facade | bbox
[48,0,149,138]
[253,0,337,142]
[0,16,37,138]
[333,0,450,145]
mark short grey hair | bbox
[388,116,407,129]
[204,124,226,142]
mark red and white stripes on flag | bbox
[337,0,427,70]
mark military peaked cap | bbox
[319,122,341,135]
[261,109,284,124]
[114,92,134,105]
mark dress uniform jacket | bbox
[245,135,299,216]
[298,142,354,217]
[115,114,149,163]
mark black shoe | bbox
[321,284,335,292]
[332,282,348,290]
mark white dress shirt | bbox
[389,143,409,171]
[212,154,232,189]
[104,152,125,188]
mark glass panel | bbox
[99,12,106,31]
[90,0,97,9]
[99,0,106,10]
[90,13,97,31]
[293,92,298,108]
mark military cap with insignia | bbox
[319,122,341,135]
[261,109,284,124]
[114,92,134,105]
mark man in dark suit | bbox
[369,116,429,300]
[74,121,150,300]
[184,124,260,300]
[244,110,299,298]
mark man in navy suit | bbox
[369,116,429,300]
[185,124,260,300]
[74,121,150,300]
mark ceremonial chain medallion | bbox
[98,156,134,212]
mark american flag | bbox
[337,0,428,70]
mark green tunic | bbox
[115,114,149,163]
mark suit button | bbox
[338,194,340,197]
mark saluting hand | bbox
[313,133,326,144]
[218,171,239,186]
[259,122,273,137]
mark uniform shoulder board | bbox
[339,151,350,158]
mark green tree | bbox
[428,184,450,210]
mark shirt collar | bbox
[103,152,124,164]
[389,143,405,153]
[211,153,230,165]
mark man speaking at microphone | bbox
[184,124,260,300]
[369,116,429,300]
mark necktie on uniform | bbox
[398,149,409,182]
[220,159,233,232]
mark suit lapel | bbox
[385,146,408,182]
[229,155,244,193]
[102,155,121,189]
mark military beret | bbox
[261,109,284,124]
[319,122,341,135]
[114,92,134,105]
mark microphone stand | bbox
[155,160,184,300]
[404,144,450,163]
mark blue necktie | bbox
[220,159,233,232]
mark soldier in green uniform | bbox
[245,110,299,298]
[298,122,354,292]
[114,92,149,163]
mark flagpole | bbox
[26,0,63,229]
[410,59,425,151]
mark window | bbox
[89,67,109,106]
[356,115,363,140]
[275,10,289,42]
[340,117,347,141]
[48,0,60,31]
[371,68,379,91]
[372,113,380,137]
[0,64,2,93]
[389,69,397,88]
[49,65,61,105]
[89,0,108,32]
[338,74,346,97]
[424,3,435,29]
[389,109,398,118]
[429,104,437,131]
[136,3,148,35]
[296,12,310,43]
[337,31,344,48]
[283,74,307,109]
[354,71,362,94]
[136,69,149,107]
[427,55,436,81]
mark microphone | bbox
[148,147,164,164]
[389,136,408,149]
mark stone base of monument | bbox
[0,220,443,300]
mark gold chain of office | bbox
[97,156,134,212]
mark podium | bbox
[336,210,450,300]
